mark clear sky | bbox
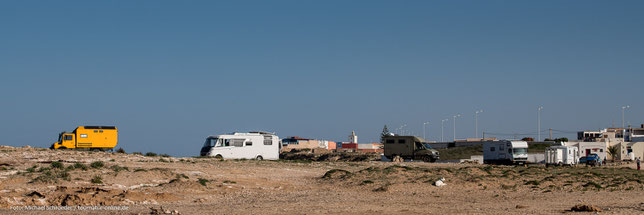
[1,1,642,156]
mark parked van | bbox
[383,136,439,162]
[483,140,528,165]
[545,145,579,167]
[200,131,280,160]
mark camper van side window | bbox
[246,141,252,146]
[263,136,272,145]
[232,139,244,147]
[386,139,394,144]
[398,139,406,144]
[490,147,495,152]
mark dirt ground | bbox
[0,145,642,214]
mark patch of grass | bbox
[116,148,126,153]
[110,165,129,172]
[160,154,171,157]
[134,168,147,172]
[159,158,169,162]
[176,173,189,179]
[223,180,236,184]
[91,175,103,184]
[109,159,115,162]
[26,165,37,173]
[132,152,143,155]
[373,184,389,192]
[90,161,104,169]
[198,178,208,186]
[73,163,88,171]
[50,161,64,169]
[31,169,70,183]
[145,152,157,157]
[322,169,353,179]
[37,167,50,172]
[583,181,602,189]
[361,180,374,185]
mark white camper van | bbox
[483,140,529,165]
[545,145,579,167]
[200,132,280,160]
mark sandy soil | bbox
[0,145,642,214]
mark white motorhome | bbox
[200,132,280,160]
[545,145,579,167]
[483,140,529,165]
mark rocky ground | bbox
[0,145,642,214]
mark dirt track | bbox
[0,145,642,214]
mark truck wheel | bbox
[256,155,263,160]
[59,147,67,150]
[214,154,223,161]
[423,156,432,162]
[91,148,101,152]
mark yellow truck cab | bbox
[50,126,118,151]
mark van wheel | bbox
[422,156,432,162]
[59,147,67,150]
[91,148,101,152]
[214,154,223,161]
[256,156,263,160]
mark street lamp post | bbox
[453,114,461,141]
[423,122,429,140]
[538,106,543,141]
[441,119,448,142]
[475,110,483,139]
[622,105,630,129]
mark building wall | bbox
[564,141,608,160]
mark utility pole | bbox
[441,119,448,142]
[453,114,461,141]
[549,128,552,140]
[538,106,543,141]
[475,110,483,139]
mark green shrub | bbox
[73,163,88,171]
[50,161,64,169]
[160,154,171,157]
[90,161,104,169]
[132,152,143,155]
[26,165,37,173]
[91,175,103,184]
[198,178,209,186]
[223,180,236,184]
[110,165,129,172]
[145,152,157,157]
[116,148,126,153]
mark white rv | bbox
[200,132,280,160]
[483,140,529,165]
[545,145,579,167]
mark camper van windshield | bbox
[422,143,433,149]
[204,138,218,147]
[513,148,527,155]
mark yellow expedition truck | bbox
[50,126,118,151]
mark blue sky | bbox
[1,1,643,156]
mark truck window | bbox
[223,139,230,147]
[263,136,272,145]
[508,148,511,153]
[246,141,252,146]
[415,142,423,149]
[398,139,406,144]
[490,147,495,152]
[64,135,73,141]
[386,139,394,144]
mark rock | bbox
[570,204,601,212]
